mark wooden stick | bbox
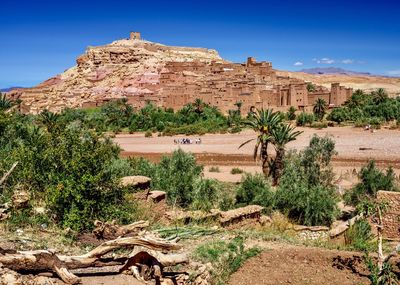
[0,162,18,186]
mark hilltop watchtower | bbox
[130,31,141,40]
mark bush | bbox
[235,174,274,213]
[0,115,137,231]
[286,106,297,121]
[327,108,349,124]
[144,130,153,137]
[344,219,373,251]
[274,136,339,226]
[209,166,220,173]
[310,121,328,129]
[230,167,244,175]
[345,160,398,205]
[296,112,315,126]
[191,179,220,212]
[130,149,203,208]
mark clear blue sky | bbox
[1,0,399,88]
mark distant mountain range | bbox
[298,67,373,76]
[0,87,23,93]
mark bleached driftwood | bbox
[93,220,150,239]
[0,235,182,284]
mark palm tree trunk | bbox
[261,142,269,176]
[273,148,284,185]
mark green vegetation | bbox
[230,167,244,175]
[286,106,297,120]
[209,166,220,173]
[194,236,261,285]
[240,108,302,184]
[313,98,328,121]
[345,160,398,205]
[327,88,400,127]
[0,106,136,231]
[296,111,315,126]
[274,135,339,226]
[57,98,240,136]
[235,174,274,213]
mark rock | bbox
[148,190,166,203]
[219,205,264,227]
[120,175,151,189]
[12,189,30,209]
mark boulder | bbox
[148,191,166,203]
[120,175,151,189]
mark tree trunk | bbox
[273,148,284,186]
[261,142,269,176]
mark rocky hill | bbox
[9,38,224,113]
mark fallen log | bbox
[93,220,150,239]
[0,235,182,284]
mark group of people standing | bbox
[174,138,202,144]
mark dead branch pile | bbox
[0,222,188,284]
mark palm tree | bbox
[239,109,282,176]
[270,124,303,185]
[39,109,60,132]
[234,101,243,116]
[0,93,13,111]
[313,98,327,121]
[345,89,364,108]
[372,88,388,104]
[193,98,205,115]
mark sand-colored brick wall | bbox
[377,190,400,240]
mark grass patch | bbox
[194,236,261,285]
[209,166,220,173]
[230,167,244,175]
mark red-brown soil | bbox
[229,246,371,285]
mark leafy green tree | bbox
[313,98,328,121]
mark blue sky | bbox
[1,0,399,88]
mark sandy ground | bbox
[114,126,400,182]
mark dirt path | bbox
[114,126,400,162]
[229,246,370,285]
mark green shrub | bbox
[345,160,398,205]
[235,174,274,213]
[274,136,339,226]
[286,106,297,120]
[194,236,261,285]
[209,166,220,173]
[191,179,220,212]
[230,167,244,175]
[144,130,153,137]
[327,107,349,124]
[296,112,315,126]
[310,121,328,129]
[344,219,373,251]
